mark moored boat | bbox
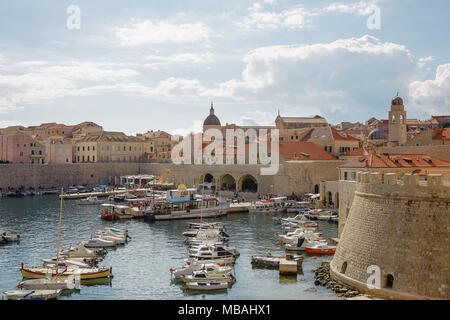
[3,289,62,300]
[185,281,228,291]
[20,263,113,280]
[305,241,336,255]
[18,275,79,290]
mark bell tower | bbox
[388,96,407,146]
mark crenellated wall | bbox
[331,171,450,300]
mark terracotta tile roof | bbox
[433,128,450,140]
[340,152,450,169]
[278,142,337,161]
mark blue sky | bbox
[0,0,449,135]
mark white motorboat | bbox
[76,196,102,205]
[278,228,323,245]
[189,244,239,259]
[181,270,236,284]
[104,227,129,237]
[3,289,62,300]
[186,238,225,247]
[284,237,327,252]
[185,282,228,291]
[82,238,116,248]
[305,241,337,255]
[170,263,233,279]
[19,275,80,290]
[94,231,127,245]
[183,229,230,238]
[187,222,225,231]
[184,257,235,266]
[61,243,107,258]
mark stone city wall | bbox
[331,171,450,300]
[380,144,450,162]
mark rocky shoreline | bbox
[314,261,361,298]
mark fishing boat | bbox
[305,241,336,255]
[18,275,79,290]
[2,289,62,300]
[20,264,113,280]
[185,282,228,291]
[76,196,102,205]
[1,232,20,242]
[42,257,96,268]
[226,202,251,214]
[170,262,233,279]
[143,186,227,221]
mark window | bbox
[385,274,394,289]
[344,172,348,180]
[20,152,23,156]
[77,156,80,162]
[39,150,42,155]
[77,146,80,151]
[341,262,348,274]
[31,150,35,155]
[87,146,90,151]
[82,156,85,161]
[129,146,132,151]
[66,158,68,163]
[92,156,95,162]
[82,146,85,151]
[124,146,126,151]
[87,156,90,162]
[93,146,95,151]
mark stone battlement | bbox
[356,171,450,200]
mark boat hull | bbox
[145,209,227,221]
[21,266,113,280]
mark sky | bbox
[0,0,449,136]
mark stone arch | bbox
[199,173,216,193]
[238,174,258,193]
[218,174,236,191]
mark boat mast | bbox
[56,188,64,269]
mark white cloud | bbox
[170,120,203,136]
[0,60,140,112]
[322,1,380,16]
[237,5,316,30]
[409,62,450,115]
[144,52,216,68]
[114,20,220,45]
[418,56,435,68]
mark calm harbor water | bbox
[0,195,338,300]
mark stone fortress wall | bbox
[0,160,342,196]
[330,171,450,299]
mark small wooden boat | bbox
[305,241,336,255]
[3,289,62,300]
[185,282,228,291]
[21,264,113,280]
[18,276,79,290]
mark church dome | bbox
[368,128,387,140]
[203,103,221,126]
